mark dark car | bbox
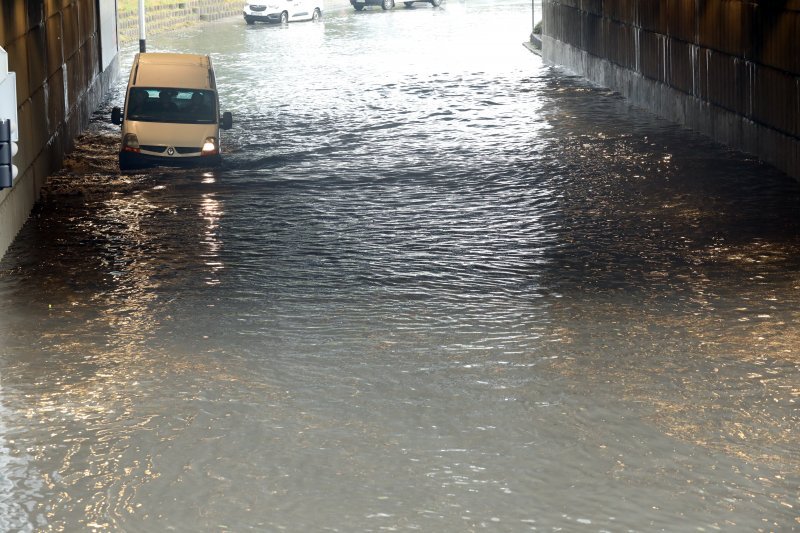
[351,0,441,11]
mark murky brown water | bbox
[1,1,799,530]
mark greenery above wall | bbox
[115,0,243,45]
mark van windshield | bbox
[126,88,217,124]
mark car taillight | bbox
[122,133,140,153]
[201,137,219,156]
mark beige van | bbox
[112,53,233,171]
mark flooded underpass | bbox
[1,0,800,530]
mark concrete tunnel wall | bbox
[0,0,119,259]
[0,0,245,260]
[540,0,800,181]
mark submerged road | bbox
[1,0,799,530]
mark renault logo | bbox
[167,147,175,156]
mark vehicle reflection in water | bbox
[0,0,799,530]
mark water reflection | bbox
[0,382,43,532]
[199,193,224,285]
[0,176,236,527]
[531,78,800,482]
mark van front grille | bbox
[140,145,166,153]
[139,145,200,155]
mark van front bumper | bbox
[119,151,222,172]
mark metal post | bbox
[138,0,146,52]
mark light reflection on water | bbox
[1,0,799,530]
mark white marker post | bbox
[138,0,147,52]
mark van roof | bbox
[131,53,215,90]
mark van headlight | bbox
[201,137,219,156]
[122,133,140,152]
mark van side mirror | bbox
[220,112,233,130]
[111,106,122,125]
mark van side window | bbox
[127,88,150,116]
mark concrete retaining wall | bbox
[0,0,363,260]
[540,0,800,181]
[117,0,245,46]
[1,0,119,259]
[0,0,249,260]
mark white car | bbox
[243,0,322,23]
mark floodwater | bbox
[1,0,799,530]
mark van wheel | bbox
[404,1,413,6]
[381,0,394,9]
[280,11,289,23]
[244,16,255,24]
[352,3,363,10]
[430,0,441,5]
[312,8,321,20]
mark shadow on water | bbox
[525,73,800,477]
